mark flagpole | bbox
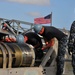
[51,12,52,26]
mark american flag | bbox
[34,14,52,24]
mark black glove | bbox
[68,47,72,55]
[68,42,73,55]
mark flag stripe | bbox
[34,17,51,24]
[34,14,52,24]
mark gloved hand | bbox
[68,48,72,55]
[68,41,73,55]
[42,39,55,50]
[42,43,53,50]
[68,45,73,55]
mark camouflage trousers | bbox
[56,36,68,75]
[72,53,75,75]
[68,21,75,75]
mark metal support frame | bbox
[0,18,34,36]
[40,38,58,67]
[40,47,54,67]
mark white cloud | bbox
[6,0,50,6]
[26,12,41,17]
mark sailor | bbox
[33,25,68,75]
[24,32,43,59]
[68,21,75,75]
[24,32,42,48]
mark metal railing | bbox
[0,18,35,35]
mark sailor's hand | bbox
[68,47,72,55]
[68,50,71,55]
[46,42,48,45]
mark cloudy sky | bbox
[0,0,75,29]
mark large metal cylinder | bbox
[0,42,35,68]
